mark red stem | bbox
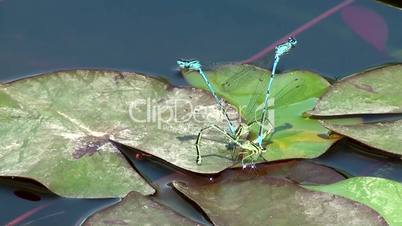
[6,204,50,226]
[242,0,355,64]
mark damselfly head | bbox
[177,59,201,71]
[275,37,298,58]
[288,37,297,46]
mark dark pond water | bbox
[0,178,120,225]
[1,0,402,225]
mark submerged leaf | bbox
[0,70,237,197]
[304,177,402,226]
[182,64,339,162]
[172,175,386,226]
[84,191,198,226]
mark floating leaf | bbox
[182,64,339,162]
[120,136,347,186]
[84,191,197,226]
[304,177,402,226]
[172,175,386,226]
[308,64,402,154]
[112,139,346,187]
[310,64,402,116]
[113,139,349,224]
[320,117,402,155]
[0,70,237,198]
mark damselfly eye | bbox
[176,60,187,68]
[288,37,297,45]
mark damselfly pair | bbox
[178,37,298,168]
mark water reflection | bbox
[0,0,401,85]
[313,138,402,182]
[0,178,119,226]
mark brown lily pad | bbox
[320,118,402,155]
[172,176,386,226]
[84,191,197,226]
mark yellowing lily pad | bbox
[181,64,339,162]
[304,177,402,226]
[172,176,386,226]
[0,70,238,198]
[310,64,402,116]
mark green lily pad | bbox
[310,64,402,116]
[84,191,197,226]
[0,70,238,198]
[181,64,339,162]
[304,177,402,226]
[172,175,386,226]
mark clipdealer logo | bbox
[128,97,275,130]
